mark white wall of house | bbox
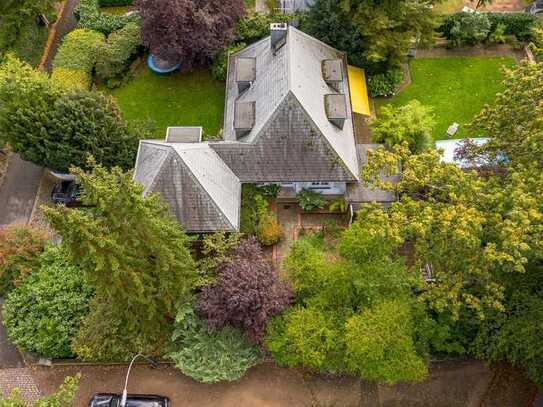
[279,182,346,195]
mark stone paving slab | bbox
[0,368,41,403]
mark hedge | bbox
[440,12,537,45]
[76,0,140,35]
[51,68,92,90]
[53,28,105,89]
[96,21,141,81]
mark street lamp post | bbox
[120,353,159,407]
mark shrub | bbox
[439,12,490,47]
[371,100,435,153]
[367,69,403,98]
[487,12,537,42]
[344,300,428,384]
[53,28,105,72]
[3,246,93,358]
[256,212,283,246]
[329,197,347,213]
[489,22,506,44]
[51,67,91,90]
[211,42,246,82]
[0,225,48,295]
[77,0,140,35]
[197,237,292,343]
[169,304,261,383]
[53,28,105,89]
[95,22,141,81]
[236,12,294,44]
[240,184,269,235]
[297,189,326,212]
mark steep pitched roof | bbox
[223,26,359,180]
[134,140,241,232]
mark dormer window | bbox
[236,57,256,94]
[234,101,255,139]
[324,94,347,129]
[322,59,343,91]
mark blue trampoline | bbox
[147,54,181,75]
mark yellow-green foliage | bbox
[51,67,91,90]
[256,212,283,246]
[52,28,105,89]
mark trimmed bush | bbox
[54,29,105,71]
[51,67,91,90]
[77,0,140,35]
[169,304,261,383]
[96,21,141,81]
[367,69,403,97]
[3,246,93,358]
[53,28,105,89]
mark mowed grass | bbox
[376,57,515,140]
[105,66,225,138]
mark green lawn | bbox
[104,66,225,139]
[376,57,515,140]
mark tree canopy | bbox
[0,56,140,171]
[45,163,197,360]
[137,0,246,66]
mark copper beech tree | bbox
[136,0,246,66]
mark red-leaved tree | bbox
[197,236,293,344]
[136,0,245,66]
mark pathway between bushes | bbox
[0,154,43,226]
[43,0,80,73]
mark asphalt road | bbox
[0,154,43,226]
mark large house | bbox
[134,24,396,233]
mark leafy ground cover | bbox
[104,66,225,138]
[376,56,515,140]
[433,0,463,14]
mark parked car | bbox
[526,0,543,14]
[88,393,170,407]
[51,180,81,207]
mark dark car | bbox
[88,393,170,407]
[526,0,543,14]
[51,180,81,207]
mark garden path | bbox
[0,154,43,226]
[43,0,80,73]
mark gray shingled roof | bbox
[134,140,241,232]
[223,26,359,180]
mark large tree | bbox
[45,163,197,360]
[198,237,292,344]
[304,0,440,72]
[266,229,429,384]
[0,56,140,171]
[137,0,245,66]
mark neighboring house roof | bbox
[222,26,359,181]
[134,140,241,232]
[346,144,398,203]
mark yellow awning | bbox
[347,65,371,117]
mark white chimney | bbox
[270,23,288,52]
